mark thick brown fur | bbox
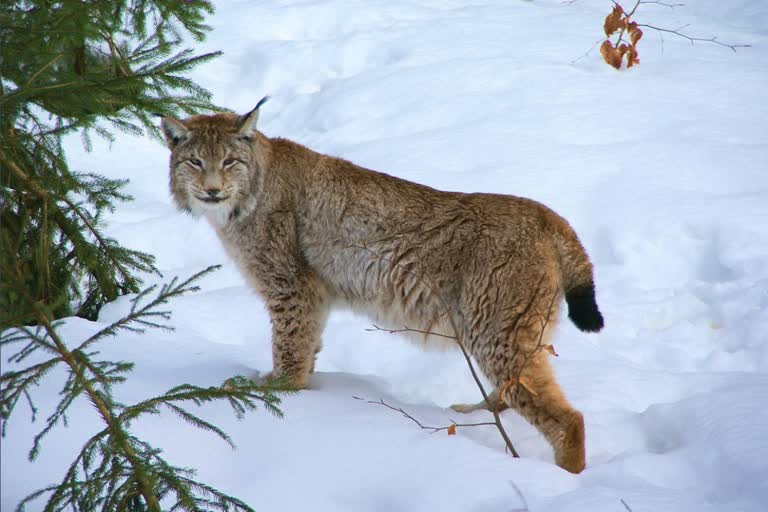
[161,106,603,474]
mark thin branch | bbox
[58,197,133,284]
[355,397,496,433]
[609,1,749,53]
[509,480,531,512]
[366,323,455,340]
[23,54,64,89]
[639,1,684,8]
[636,23,751,52]
[515,281,559,380]
[571,38,604,65]
[456,339,520,457]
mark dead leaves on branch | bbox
[603,4,626,37]
[572,0,750,68]
[602,3,643,70]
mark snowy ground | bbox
[3,0,768,510]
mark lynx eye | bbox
[222,157,236,166]
[188,158,203,168]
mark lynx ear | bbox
[237,96,270,138]
[160,117,189,148]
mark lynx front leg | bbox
[266,275,328,389]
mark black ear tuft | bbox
[255,95,270,110]
[237,96,271,138]
[239,96,270,125]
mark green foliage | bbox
[1,266,292,512]
[0,0,222,326]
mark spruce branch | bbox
[30,301,163,510]
[3,266,286,512]
[1,0,224,325]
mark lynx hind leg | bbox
[501,353,586,474]
[450,390,509,414]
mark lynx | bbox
[160,98,604,473]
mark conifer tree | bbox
[0,0,221,326]
[1,265,290,511]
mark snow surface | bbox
[3,0,768,510]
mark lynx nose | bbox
[205,188,221,198]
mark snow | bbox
[3,0,768,510]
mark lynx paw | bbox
[450,394,508,414]
[555,411,586,474]
[257,370,309,390]
[450,401,487,414]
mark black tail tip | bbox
[566,284,604,333]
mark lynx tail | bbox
[565,283,603,332]
[552,220,604,333]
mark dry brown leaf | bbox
[600,40,622,70]
[447,424,457,436]
[626,45,640,68]
[499,376,538,402]
[628,22,643,46]
[618,43,629,56]
[544,344,559,357]
[603,4,626,37]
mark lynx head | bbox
[160,97,269,224]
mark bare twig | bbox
[517,281,559,376]
[584,1,749,68]
[366,324,454,341]
[457,339,520,457]
[509,480,531,512]
[354,397,496,433]
[636,23,751,53]
[571,38,604,65]
[614,1,749,53]
[621,498,634,512]
[639,1,684,8]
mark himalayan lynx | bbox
[160,98,603,473]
